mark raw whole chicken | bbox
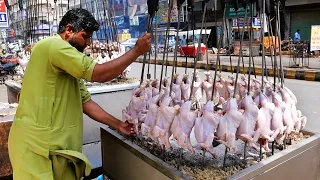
[141,94,161,140]
[151,79,160,97]
[171,100,198,152]
[236,94,260,150]
[271,92,287,144]
[192,72,202,107]
[171,74,182,105]
[216,98,244,153]
[256,93,279,152]
[202,71,214,102]
[152,93,179,150]
[215,76,231,102]
[122,88,146,131]
[194,101,220,157]
[181,74,191,102]
[278,87,296,134]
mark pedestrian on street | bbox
[8,8,151,180]
[294,29,301,43]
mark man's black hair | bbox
[297,29,300,32]
[58,8,100,34]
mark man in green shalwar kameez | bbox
[8,9,151,180]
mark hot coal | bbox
[132,132,310,180]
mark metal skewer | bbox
[140,0,157,85]
[159,0,174,92]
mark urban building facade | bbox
[284,0,320,41]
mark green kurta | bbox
[8,35,97,180]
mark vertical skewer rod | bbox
[277,1,284,88]
[244,142,247,160]
[202,149,206,169]
[185,5,190,75]
[223,146,228,167]
[233,6,247,98]
[225,9,233,73]
[211,1,225,101]
[189,3,207,100]
[170,5,182,93]
[159,0,173,92]
[154,11,159,79]
[261,0,266,92]
[247,2,254,94]
[140,16,152,85]
[259,139,262,161]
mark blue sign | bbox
[0,14,7,22]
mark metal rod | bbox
[204,18,209,71]
[233,4,247,98]
[277,1,284,88]
[267,17,274,82]
[248,2,254,94]
[223,146,228,167]
[225,13,233,73]
[202,149,206,169]
[268,16,277,90]
[154,11,159,79]
[272,141,275,155]
[189,2,207,100]
[244,141,247,160]
[170,5,182,93]
[211,1,225,101]
[185,6,189,75]
[159,0,173,92]
[261,0,266,92]
[259,139,262,161]
[140,16,152,85]
[147,16,155,80]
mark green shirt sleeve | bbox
[49,38,97,81]
[79,79,91,104]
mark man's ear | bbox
[65,24,74,36]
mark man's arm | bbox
[83,100,136,136]
[91,33,151,83]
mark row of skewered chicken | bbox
[122,72,307,156]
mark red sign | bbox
[0,0,7,13]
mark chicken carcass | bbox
[171,74,182,105]
[192,72,202,107]
[181,74,192,102]
[152,93,179,150]
[171,100,198,152]
[216,98,244,153]
[202,71,214,102]
[236,94,260,150]
[122,88,146,131]
[271,92,287,144]
[256,93,279,152]
[194,101,220,157]
[141,94,161,140]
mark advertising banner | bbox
[310,25,320,51]
[0,0,9,28]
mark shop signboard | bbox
[310,25,320,51]
[153,0,180,24]
[0,0,9,28]
[225,3,252,19]
[232,17,261,28]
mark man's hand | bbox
[133,33,152,56]
[118,121,137,136]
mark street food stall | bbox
[232,17,261,56]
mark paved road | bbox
[129,62,320,133]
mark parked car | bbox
[121,38,138,52]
